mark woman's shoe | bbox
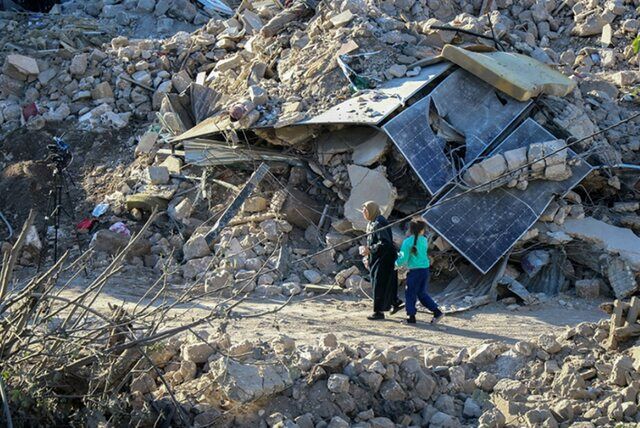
[367,312,385,320]
[390,302,405,315]
[404,315,416,324]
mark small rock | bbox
[242,196,269,213]
[183,235,211,261]
[303,269,322,284]
[182,342,216,364]
[131,373,156,394]
[387,64,407,78]
[327,374,350,394]
[147,166,170,185]
[463,397,482,418]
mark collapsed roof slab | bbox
[383,69,532,195]
[298,62,452,126]
[424,119,593,274]
[170,63,451,142]
[442,45,577,102]
[562,217,640,271]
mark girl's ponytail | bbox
[408,217,427,256]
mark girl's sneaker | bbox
[431,312,444,324]
[404,315,416,324]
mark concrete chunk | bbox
[442,45,576,101]
[135,132,159,157]
[215,54,244,72]
[330,10,355,28]
[562,217,640,270]
[352,132,389,166]
[147,166,170,185]
[344,165,396,231]
[5,54,39,76]
[92,81,114,100]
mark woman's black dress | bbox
[367,215,398,313]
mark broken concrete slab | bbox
[562,217,640,270]
[352,131,390,166]
[344,165,396,231]
[147,166,170,185]
[441,45,576,102]
[4,54,39,77]
[136,132,159,157]
[315,127,377,164]
[90,229,151,257]
[210,358,294,403]
[282,187,322,229]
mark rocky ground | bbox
[1,0,640,427]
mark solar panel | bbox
[383,69,531,195]
[383,96,454,194]
[424,118,594,274]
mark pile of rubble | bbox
[1,0,639,309]
[113,299,640,427]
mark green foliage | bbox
[632,34,640,55]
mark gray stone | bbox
[429,411,458,428]
[147,166,170,185]
[137,0,156,12]
[370,417,394,428]
[183,235,211,261]
[70,54,89,76]
[303,269,322,284]
[463,398,482,418]
[131,372,156,394]
[248,85,268,105]
[435,394,455,415]
[90,229,150,256]
[327,374,350,394]
[380,379,406,401]
[182,342,215,363]
[210,358,293,403]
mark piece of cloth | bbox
[405,268,441,316]
[367,215,399,313]
[396,235,430,269]
[363,200,381,222]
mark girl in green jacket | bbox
[396,218,444,324]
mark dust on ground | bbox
[40,264,608,351]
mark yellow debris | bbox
[442,45,576,101]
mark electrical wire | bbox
[281,110,640,269]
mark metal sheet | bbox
[383,69,531,195]
[184,139,303,167]
[424,119,594,274]
[299,62,452,125]
[190,83,222,124]
[432,258,506,314]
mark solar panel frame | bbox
[424,118,594,274]
[383,69,532,195]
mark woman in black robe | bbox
[361,201,404,320]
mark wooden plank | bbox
[614,324,640,339]
[627,296,640,325]
[303,284,343,294]
[607,299,624,349]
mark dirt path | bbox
[51,267,608,351]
